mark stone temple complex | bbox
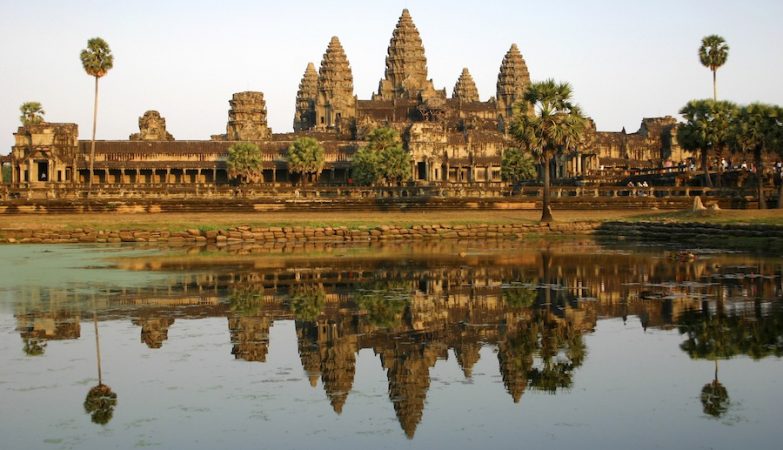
[2,9,690,189]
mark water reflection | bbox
[7,241,783,439]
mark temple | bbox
[3,9,687,189]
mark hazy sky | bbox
[1,0,782,152]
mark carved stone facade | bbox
[129,110,174,141]
[315,37,356,132]
[293,63,318,132]
[224,91,271,141]
[5,8,691,190]
[496,44,531,132]
[452,68,480,103]
[373,9,444,102]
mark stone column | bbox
[213,168,217,185]
[444,162,450,185]
[272,168,276,184]
[166,168,171,184]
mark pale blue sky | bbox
[1,0,782,152]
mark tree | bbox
[699,35,729,101]
[351,127,412,186]
[500,147,537,185]
[731,103,782,209]
[288,285,326,321]
[287,136,325,185]
[19,101,45,126]
[510,80,587,222]
[227,142,263,183]
[678,99,737,187]
[80,37,114,188]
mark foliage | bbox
[699,35,729,72]
[228,288,264,316]
[227,142,263,183]
[19,101,45,126]
[83,384,117,425]
[351,127,411,185]
[2,164,11,184]
[287,137,325,183]
[730,104,783,207]
[500,148,537,184]
[80,37,114,78]
[501,285,537,308]
[677,99,738,187]
[22,337,46,356]
[677,307,783,360]
[699,35,729,101]
[510,79,587,222]
[701,378,729,418]
[355,280,411,328]
[288,285,326,321]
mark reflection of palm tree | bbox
[84,307,117,425]
[22,337,46,356]
[701,360,729,418]
[288,285,326,321]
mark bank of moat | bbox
[3,9,689,189]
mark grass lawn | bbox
[0,208,781,232]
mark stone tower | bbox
[129,110,174,141]
[374,9,443,101]
[315,36,356,131]
[452,68,480,103]
[293,62,318,132]
[496,43,531,131]
[226,91,271,141]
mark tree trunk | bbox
[89,76,99,190]
[756,147,766,209]
[540,154,554,222]
[777,177,783,209]
[702,148,713,187]
[93,309,103,386]
[713,69,717,102]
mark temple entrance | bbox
[417,162,427,180]
[37,161,49,182]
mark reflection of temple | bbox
[12,243,783,436]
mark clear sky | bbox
[1,0,782,152]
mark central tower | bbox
[373,9,443,101]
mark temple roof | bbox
[317,37,354,101]
[496,43,531,106]
[452,68,480,102]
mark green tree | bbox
[678,99,737,188]
[699,35,729,101]
[287,136,325,185]
[19,101,45,126]
[731,103,783,209]
[227,142,263,183]
[80,37,114,188]
[351,127,412,186]
[510,80,587,222]
[288,285,326,321]
[500,147,537,185]
[84,384,117,425]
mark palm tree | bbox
[80,37,114,188]
[700,360,729,418]
[678,99,737,187]
[699,35,729,101]
[510,80,587,222]
[731,103,782,209]
[84,304,117,425]
[19,102,45,126]
[287,137,325,185]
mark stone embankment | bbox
[0,222,599,244]
[2,221,782,245]
[596,221,783,241]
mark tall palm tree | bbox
[731,103,782,209]
[678,99,737,188]
[19,102,45,126]
[699,35,729,101]
[80,37,114,188]
[510,80,587,222]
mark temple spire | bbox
[496,43,531,131]
[452,68,480,102]
[315,36,356,131]
[293,62,318,131]
[374,9,442,101]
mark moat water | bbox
[1,240,782,449]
